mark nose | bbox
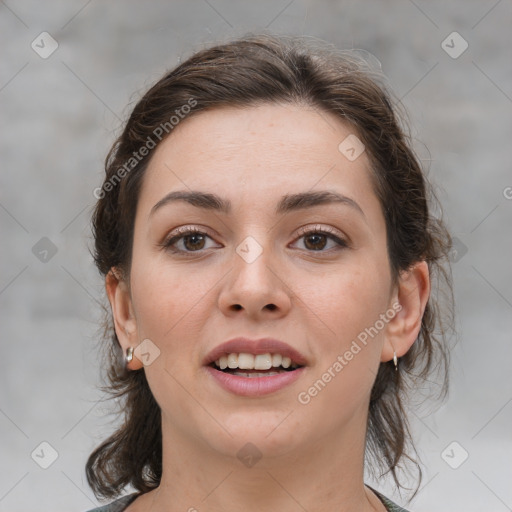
[217,242,292,320]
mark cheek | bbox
[130,256,211,336]
[129,254,222,388]
[300,263,391,344]
[128,259,215,405]
[297,261,390,405]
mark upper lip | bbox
[203,337,308,367]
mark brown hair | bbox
[87,33,453,500]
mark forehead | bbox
[136,103,379,217]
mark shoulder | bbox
[85,493,139,512]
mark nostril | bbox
[265,304,277,311]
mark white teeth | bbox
[214,352,300,370]
[271,354,282,367]
[233,371,281,378]
[254,353,272,370]
[238,353,254,369]
[227,353,238,369]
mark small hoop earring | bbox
[126,347,134,363]
[393,351,398,371]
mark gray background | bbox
[1,1,511,511]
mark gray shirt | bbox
[86,488,410,511]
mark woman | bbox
[86,34,452,512]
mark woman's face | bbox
[123,103,399,460]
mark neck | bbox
[139,409,384,512]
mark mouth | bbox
[203,338,307,396]
[209,352,303,377]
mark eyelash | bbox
[160,225,348,256]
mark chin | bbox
[203,409,306,459]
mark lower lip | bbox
[204,366,306,397]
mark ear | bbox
[381,260,430,363]
[105,268,143,371]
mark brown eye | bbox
[181,233,206,251]
[162,228,219,254]
[292,227,348,253]
[303,233,329,251]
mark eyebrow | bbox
[149,189,366,219]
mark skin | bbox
[106,103,430,512]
